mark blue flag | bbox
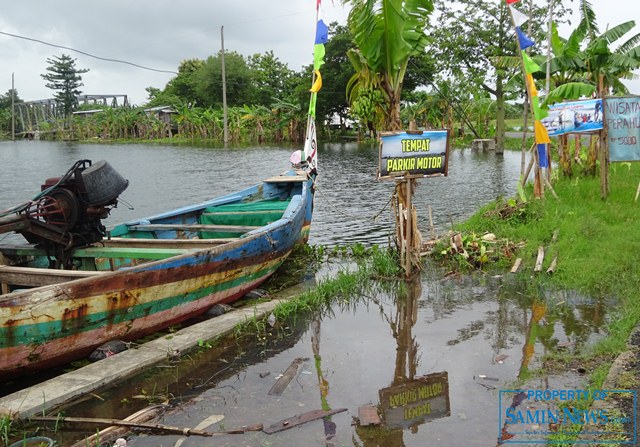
[516,27,535,49]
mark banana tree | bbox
[342,0,434,131]
[544,1,640,104]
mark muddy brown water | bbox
[0,141,610,445]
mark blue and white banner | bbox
[541,99,604,137]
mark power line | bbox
[0,30,178,74]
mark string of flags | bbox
[308,3,328,118]
[506,0,551,168]
[303,0,328,171]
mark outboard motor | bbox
[0,159,129,268]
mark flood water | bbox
[1,140,519,247]
[0,141,609,446]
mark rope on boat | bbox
[311,175,393,223]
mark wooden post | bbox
[11,73,15,141]
[574,134,582,164]
[600,128,609,199]
[404,178,413,277]
[598,75,608,199]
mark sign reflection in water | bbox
[357,278,451,444]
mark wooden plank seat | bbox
[0,265,105,288]
[127,224,261,233]
[0,244,194,260]
[264,171,308,183]
[73,246,195,260]
[103,237,238,249]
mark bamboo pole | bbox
[405,178,413,277]
[521,143,536,187]
[546,254,558,274]
[510,258,523,273]
[31,416,262,437]
[428,205,436,240]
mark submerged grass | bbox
[233,244,401,338]
[441,164,640,443]
[448,162,640,381]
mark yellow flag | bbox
[310,70,323,93]
[534,120,550,144]
[526,74,537,97]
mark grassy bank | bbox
[448,162,640,382]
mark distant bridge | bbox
[15,94,129,134]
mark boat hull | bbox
[0,172,314,379]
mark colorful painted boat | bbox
[0,0,327,381]
[0,165,314,379]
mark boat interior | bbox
[0,171,308,295]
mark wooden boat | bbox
[0,161,315,379]
[0,0,325,382]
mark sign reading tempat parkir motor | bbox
[378,130,450,179]
[498,388,637,444]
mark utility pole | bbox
[11,73,15,141]
[221,26,228,145]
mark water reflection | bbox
[356,277,451,446]
[36,266,611,446]
[0,141,613,445]
[310,320,337,446]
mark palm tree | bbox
[342,0,434,131]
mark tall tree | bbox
[314,23,355,129]
[247,51,295,108]
[431,0,570,150]
[0,88,22,136]
[163,58,205,107]
[41,54,89,117]
[192,51,253,108]
[342,0,434,131]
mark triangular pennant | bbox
[531,96,548,120]
[521,50,541,74]
[537,144,549,168]
[310,70,323,93]
[308,93,317,118]
[516,26,535,49]
[313,43,326,71]
[506,0,521,4]
[526,73,538,97]
[534,120,551,144]
[315,19,328,45]
[510,5,529,28]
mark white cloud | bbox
[1,1,637,105]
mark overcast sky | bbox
[1,1,638,106]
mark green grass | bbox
[449,165,640,444]
[452,162,640,367]
[232,245,401,339]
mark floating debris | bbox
[89,340,129,362]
